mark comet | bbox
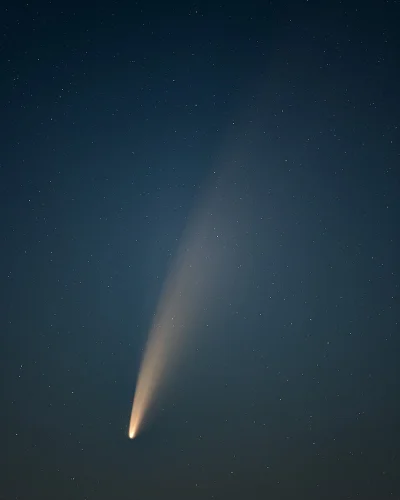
[128,148,247,440]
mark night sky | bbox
[1,1,399,499]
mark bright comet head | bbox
[128,420,137,439]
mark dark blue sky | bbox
[1,1,399,499]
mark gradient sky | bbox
[1,1,399,499]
